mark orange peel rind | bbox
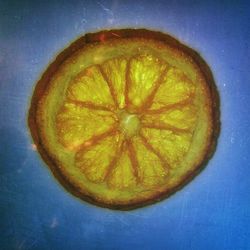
[28,29,220,210]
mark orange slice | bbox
[28,29,220,210]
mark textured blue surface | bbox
[0,1,250,249]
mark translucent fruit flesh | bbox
[30,30,219,209]
[55,54,196,188]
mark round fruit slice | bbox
[28,29,220,210]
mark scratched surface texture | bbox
[0,1,249,249]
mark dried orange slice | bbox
[28,29,220,210]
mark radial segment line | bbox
[127,140,140,183]
[68,99,114,112]
[104,141,124,182]
[144,98,193,115]
[139,67,169,112]
[139,134,170,170]
[142,122,190,134]
[77,126,118,152]
[97,65,119,108]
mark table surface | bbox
[0,1,249,249]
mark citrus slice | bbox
[28,29,220,210]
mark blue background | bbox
[0,1,249,249]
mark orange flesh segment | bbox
[67,65,115,110]
[141,128,193,167]
[132,136,168,187]
[56,102,117,151]
[107,142,138,189]
[142,105,197,131]
[101,57,127,109]
[150,68,196,111]
[75,133,121,183]
[127,54,168,110]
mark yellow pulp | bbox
[56,54,197,188]
[37,38,212,206]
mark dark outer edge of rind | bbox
[28,28,221,211]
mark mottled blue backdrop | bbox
[0,1,249,249]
